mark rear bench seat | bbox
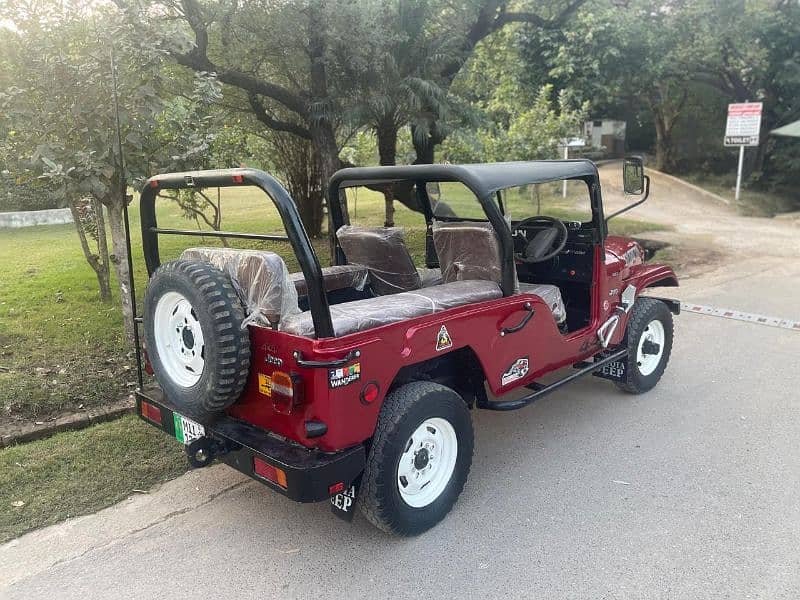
[289,264,368,296]
[281,280,502,337]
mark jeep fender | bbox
[606,264,679,346]
[626,263,678,292]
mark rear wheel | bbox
[359,381,473,536]
[144,260,251,422]
[616,298,674,394]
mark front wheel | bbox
[616,297,674,394]
[359,382,473,536]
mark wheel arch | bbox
[389,346,487,408]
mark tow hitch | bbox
[186,436,230,468]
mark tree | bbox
[113,0,587,239]
[443,27,587,163]
[519,0,704,172]
[408,0,587,164]
[114,0,356,238]
[339,0,458,226]
[0,5,166,342]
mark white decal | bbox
[331,485,357,512]
[501,357,529,386]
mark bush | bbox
[0,172,62,212]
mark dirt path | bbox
[598,162,800,284]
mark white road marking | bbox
[681,302,800,332]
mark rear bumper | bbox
[135,389,365,503]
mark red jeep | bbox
[132,158,678,535]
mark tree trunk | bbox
[654,127,672,172]
[651,103,674,173]
[411,123,444,165]
[69,199,112,302]
[308,0,347,259]
[376,116,399,227]
[105,198,135,345]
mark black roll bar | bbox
[138,168,334,338]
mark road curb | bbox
[647,168,732,206]
[0,396,135,448]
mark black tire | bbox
[615,297,674,394]
[359,381,473,536]
[143,260,251,422]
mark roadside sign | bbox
[724,102,762,147]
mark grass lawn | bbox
[1,180,664,423]
[0,415,187,543]
[682,172,797,216]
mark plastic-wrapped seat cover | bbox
[432,221,506,286]
[517,282,566,324]
[180,247,300,328]
[289,264,369,296]
[432,221,566,324]
[336,225,422,295]
[281,280,502,338]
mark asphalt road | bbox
[2,260,799,599]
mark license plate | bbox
[173,413,205,445]
[593,359,627,382]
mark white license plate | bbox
[173,413,205,445]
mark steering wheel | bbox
[513,216,569,263]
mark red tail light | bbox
[140,400,162,424]
[253,457,287,488]
[271,370,303,415]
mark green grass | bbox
[682,172,797,216]
[0,415,187,543]
[0,182,662,421]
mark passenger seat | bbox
[432,221,566,325]
[336,225,442,295]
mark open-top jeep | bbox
[131,158,679,535]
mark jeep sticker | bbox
[501,357,529,386]
[329,363,361,389]
[436,325,453,351]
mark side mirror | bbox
[623,156,644,195]
[606,156,650,224]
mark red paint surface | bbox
[226,237,677,453]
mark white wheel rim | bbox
[636,318,665,376]
[153,291,205,387]
[397,417,458,508]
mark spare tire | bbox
[143,259,251,422]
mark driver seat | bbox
[432,221,566,325]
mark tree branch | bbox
[248,93,312,139]
[114,0,310,118]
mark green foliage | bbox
[517,0,799,187]
[443,26,587,163]
[0,6,166,204]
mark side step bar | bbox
[477,348,628,412]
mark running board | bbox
[478,348,628,412]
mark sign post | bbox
[724,102,762,202]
